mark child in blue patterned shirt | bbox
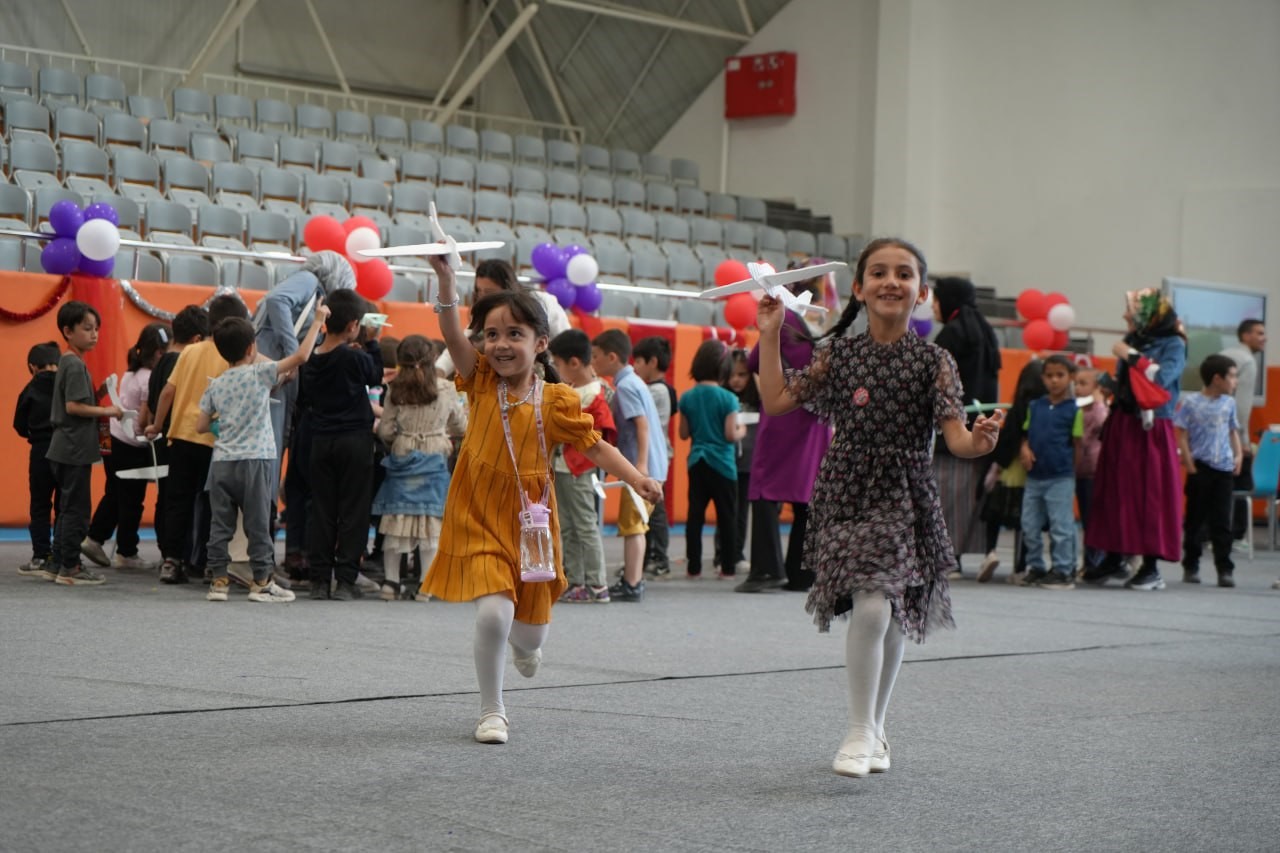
[1173,354,1243,587]
[197,307,328,603]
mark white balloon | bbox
[75,218,120,262]
[566,252,599,286]
[913,295,935,320]
[345,227,381,263]
[1047,302,1075,331]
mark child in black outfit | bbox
[46,301,123,586]
[300,290,383,599]
[14,342,63,578]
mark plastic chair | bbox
[172,88,214,126]
[409,119,443,152]
[112,148,163,204]
[391,182,433,217]
[512,165,546,198]
[295,104,332,138]
[708,192,737,220]
[474,220,516,264]
[258,167,302,204]
[147,120,192,156]
[37,67,82,107]
[399,150,437,185]
[677,186,707,217]
[6,100,51,141]
[580,144,610,175]
[234,129,277,170]
[92,193,139,232]
[191,132,233,166]
[475,161,511,194]
[372,115,408,153]
[631,248,668,283]
[247,209,293,250]
[84,74,127,111]
[438,155,475,188]
[613,177,645,209]
[650,183,680,215]
[212,161,257,198]
[197,204,245,243]
[592,237,631,277]
[657,213,690,245]
[738,196,766,224]
[550,199,586,231]
[103,112,146,151]
[473,190,512,224]
[480,129,513,162]
[0,184,31,226]
[787,229,817,258]
[166,255,218,285]
[586,203,622,237]
[444,124,479,160]
[670,157,700,187]
[1235,429,1280,552]
[581,174,613,205]
[690,217,723,247]
[212,93,253,131]
[53,106,100,144]
[278,136,319,173]
[349,177,391,214]
[9,138,58,180]
[641,153,670,183]
[434,185,473,220]
[254,98,293,134]
[513,195,549,230]
[358,155,397,184]
[546,139,578,171]
[61,140,110,194]
[600,291,637,319]
[514,134,545,166]
[304,173,346,210]
[818,233,847,261]
[335,110,372,145]
[127,95,168,122]
[547,169,579,201]
[620,207,657,241]
[724,220,755,252]
[320,140,359,174]
[162,156,210,196]
[611,148,641,178]
[757,225,786,254]
[33,186,84,225]
[0,60,33,94]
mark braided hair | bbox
[820,237,928,341]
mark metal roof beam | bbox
[436,1,540,126]
[433,0,504,109]
[543,0,752,43]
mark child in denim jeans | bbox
[1019,355,1082,589]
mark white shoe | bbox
[355,572,381,594]
[80,538,111,567]
[977,551,1000,583]
[474,713,509,744]
[512,646,542,678]
[207,578,230,602]
[111,554,152,570]
[247,580,296,602]
[869,735,891,773]
[833,747,873,778]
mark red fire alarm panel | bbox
[724,51,797,118]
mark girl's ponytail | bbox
[536,350,561,385]
[819,299,861,342]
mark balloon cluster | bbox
[302,214,392,300]
[1016,288,1075,351]
[713,259,756,330]
[531,242,602,312]
[40,200,121,277]
[909,297,934,338]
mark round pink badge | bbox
[853,387,869,406]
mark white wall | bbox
[656,0,880,240]
[660,0,1280,347]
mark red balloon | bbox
[714,259,750,287]
[303,216,346,254]
[356,258,393,300]
[1050,329,1069,350]
[1044,291,1069,309]
[343,215,379,235]
[723,293,757,330]
[1016,288,1049,321]
[1022,318,1055,350]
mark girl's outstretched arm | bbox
[427,254,476,380]
[582,441,664,504]
[755,296,799,416]
[940,410,1003,458]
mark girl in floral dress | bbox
[755,237,1002,778]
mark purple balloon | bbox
[545,277,576,309]
[574,281,603,313]
[48,200,85,239]
[562,243,586,259]
[83,202,120,227]
[78,256,116,278]
[909,317,933,337]
[41,237,82,275]
[531,242,567,280]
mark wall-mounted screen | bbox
[1163,277,1267,401]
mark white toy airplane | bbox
[356,202,503,266]
[697,260,846,316]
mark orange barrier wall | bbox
[2,271,1276,527]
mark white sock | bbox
[875,616,906,740]
[474,594,515,719]
[508,619,549,659]
[382,549,401,585]
[843,591,892,751]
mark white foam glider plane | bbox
[356,202,503,267]
[697,260,846,316]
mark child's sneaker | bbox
[207,578,230,601]
[56,565,106,586]
[80,538,111,567]
[588,585,611,603]
[609,578,644,602]
[1039,571,1075,590]
[111,554,151,570]
[379,582,400,601]
[18,557,56,580]
[248,579,295,602]
[559,584,593,603]
[158,559,188,584]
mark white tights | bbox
[474,593,549,720]
[382,542,436,586]
[843,591,906,750]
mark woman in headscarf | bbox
[931,277,1003,575]
[1082,288,1186,590]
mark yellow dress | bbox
[421,356,600,623]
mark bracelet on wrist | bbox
[433,296,460,314]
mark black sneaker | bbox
[1125,570,1166,591]
[1182,569,1201,584]
[158,559,188,584]
[609,579,644,602]
[1217,572,1235,588]
[1024,570,1049,586]
[1082,564,1129,585]
[331,580,363,600]
[1039,571,1075,590]
[309,584,329,600]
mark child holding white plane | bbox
[755,238,1002,780]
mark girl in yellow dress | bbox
[424,253,663,745]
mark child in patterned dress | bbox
[755,238,1002,779]
[422,253,664,746]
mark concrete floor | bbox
[1,531,1278,852]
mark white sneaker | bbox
[977,551,1000,583]
[80,538,110,567]
[355,572,380,594]
[247,580,296,602]
[512,646,542,678]
[207,578,230,602]
[474,713,509,744]
[111,554,151,570]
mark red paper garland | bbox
[0,275,72,323]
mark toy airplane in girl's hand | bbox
[356,203,503,267]
[697,261,846,316]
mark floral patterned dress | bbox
[785,331,966,641]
